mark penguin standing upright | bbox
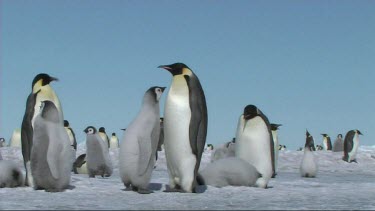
[84,126,113,177]
[21,73,63,187]
[270,123,282,178]
[332,134,344,152]
[119,86,165,194]
[235,105,275,188]
[64,120,77,171]
[158,63,207,193]
[31,101,73,192]
[109,133,119,149]
[343,129,363,163]
[321,134,332,151]
[300,130,318,178]
[9,128,21,147]
[98,127,110,148]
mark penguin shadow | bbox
[163,184,207,194]
[148,183,163,191]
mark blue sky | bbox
[1,0,374,150]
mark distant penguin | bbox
[73,154,88,174]
[235,105,275,188]
[342,130,363,163]
[210,141,236,162]
[9,128,21,147]
[64,120,77,151]
[206,144,214,151]
[321,134,332,151]
[98,127,110,148]
[84,126,113,177]
[300,130,318,178]
[31,101,72,192]
[21,73,63,187]
[197,157,261,188]
[270,123,282,178]
[0,138,6,147]
[0,160,24,188]
[109,133,119,149]
[158,63,208,193]
[332,134,344,152]
[316,145,323,151]
[119,86,165,194]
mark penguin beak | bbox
[161,87,166,92]
[49,76,59,82]
[358,130,363,135]
[158,65,172,71]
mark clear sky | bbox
[1,0,374,150]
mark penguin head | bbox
[355,130,363,135]
[321,133,329,138]
[64,120,70,127]
[337,134,343,139]
[305,130,315,150]
[160,117,164,123]
[32,73,58,93]
[98,127,106,133]
[243,105,260,120]
[40,100,60,123]
[148,86,166,102]
[112,133,116,136]
[84,126,97,135]
[271,123,282,131]
[158,63,192,76]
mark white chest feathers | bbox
[300,149,318,177]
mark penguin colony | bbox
[0,64,364,194]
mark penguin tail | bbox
[196,173,205,186]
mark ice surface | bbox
[0,144,375,210]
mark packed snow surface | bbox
[1,144,375,210]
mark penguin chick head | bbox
[98,127,106,133]
[32,73,58,93]
[40,100,60,123]
[158,63,192,76]
[64,120,70,127]
[337,134,343,138]
[243,105,260,120]
[84,126,97,135]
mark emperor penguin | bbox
[270,123,282,178]
[210,141,236,162]
[0,160,24,188]
[31,100,72,192]
[9,128,21,147]
[109,133,119,149]
[64,120,77,171]
[197,157,261,188]
[0,138,6,147]
[321,134,332,151]
[342,129,363,163]
[332,134,344,152]
[98,127,110,148]
[300,130,318,178]
[206,144,214,151]
[21,73,63,187]
[119,86,165,194]
[84,126,113,177]
[73,154,88,174]
[158,63,208,193]
[235,105,275,188]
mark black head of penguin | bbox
[98,127,106,133]
[356,130,363,135]
[337,134,343,139]
[32,73,58,89]
[271,124,282,131]
[321,134,329,138]
[112,133,116,136]
[40,100,60,123]
[158,63,190,76]
[64,120,69,127]
[243,105,260,120]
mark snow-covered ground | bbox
[1,144,375,210]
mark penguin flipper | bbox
[137,137,153,176]
[21,92,38,163]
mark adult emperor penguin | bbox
[158,63,208,193]
[342,129,363,163]
[84,126,113,177]
[98,127,110,148]
[197,157,261,188]
[119,86,165,194]
[21,73,63,187]
[300,130,318,178]
[9,128,21,147]
[235,105,275,188]
[271,123,282,178]
[31,100,72,192]
[109,133,119,149]
[321,134,332,151]
[332,134,344,152]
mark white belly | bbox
[164,76,194,180]
[348,134,360,161]
[235,116,272,181]
[272,130,279,170]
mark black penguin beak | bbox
[158,65,172,72]
[161,87,166,92]
[50,76,59,82]
[121,128,126,131]
[358,130,363,135]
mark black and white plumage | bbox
[119,86,165,194]
[84,126,113,177]
[21,73,63,187]
[73,154,88,174]
[321,134,332,151]
[158,63,208,193]
[343,130,363,163]
[98,127,110,149]
[300,130,318,178]
[31,100,73,192]
[109,133,119,149]
[271,123,282,178]
[332,134,344,152]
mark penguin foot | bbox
[138,188,154,194]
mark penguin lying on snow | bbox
[73,154,88,174]
[0,160,24,188]
[300,130,318,178]
[210,141,235,162]
[197,157,261,188]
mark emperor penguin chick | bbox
[300,130,318,178]
[119,86,165,194]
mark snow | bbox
[1,144,375,210]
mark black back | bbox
[343,130,355,161]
